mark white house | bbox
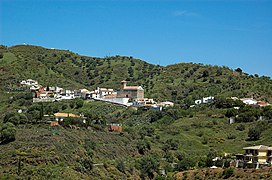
[240,98,258,105]
[29,85,41,91]
[90,91,100,99]
[20,79,38,86]
[195,96,215,104]
[98,87,115,97]
[89,87,117,99]
[75,89,91,99]
[132,98,155,106]
[49,86,63,93]
[158,101,174,107]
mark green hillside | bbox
[1,45,272,179]
[1,45,272,103]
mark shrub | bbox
[116,160,125,173]
[195,130,203,137]
[247,128,261,141]
[136,139,151,155]
[223,168,234,179]
[162,139,179,151]
[0,122,16,144]
[176,157,196,171]
[75,99,84,109]
[139,126,155,138]
[77,158,93,172]
[227,134,236,139]
[236,124,245,131]
[137,154,160,179]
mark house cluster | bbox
[192,95,270,108]
[33,86,76,102]
[91,80,174,110]
[236,145,272,169]
[20,79,41,91]
[194,96,215,105]
[21,79,174,110]
[20,79,75,102]
[232,97,271,107]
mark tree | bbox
[263,106,272,119]
[128,67,134,77]
[3,112,29,125]
[235,68,243,74]
[223,168,234,179]
[163,139,179,151]
[248,128,261,141]
[0,122,16,144]
[216,69,222,76]
[139,126,155,138]
[202,70,209,77]
[136,139,151,155]
[225,109,238,118]
[206,148,218,167]
[0,52,3,59]
[75,99,84,109]
[176,157,196,171]
[116,160,125,173]
[138,154,160,179]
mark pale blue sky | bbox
[1,0,271,77]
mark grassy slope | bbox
[1,101,272,179]
[1,45,272,103]
[0,124,139,179]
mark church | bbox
[117,80,144,99]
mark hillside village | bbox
[18,78,272,133]
[21,79,174,110]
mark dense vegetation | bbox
[0,45,272,179]
[1,45,272,103]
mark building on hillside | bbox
[109,123,123,132]
[45,112,85,122]
[75,89,91,99]
[117,80,144,99]
[99,87,115,97]
[132,98,155,107]
[103,94,117,99]
[195,96,214,105]
[240,98,258,105]
[157,101,174,107]
[88,87,116,99]
[48,86,64,93]
[58,90,75,100]
[256,101,270,108]
[50,121,59,127]
[235,145,272,168]
[142,104,162,111]
[30,84,42,91]
[20,79,38,86]
[231,97,240,101]
[90,91,100,99]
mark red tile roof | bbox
[109,125,122,132]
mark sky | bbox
[0,0,272,77]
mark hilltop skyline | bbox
[0,0,271,77]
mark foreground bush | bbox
[0,122,16,144]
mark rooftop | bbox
[243,145,272,150]
[124,86,143,90]
[53,113,81,118]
